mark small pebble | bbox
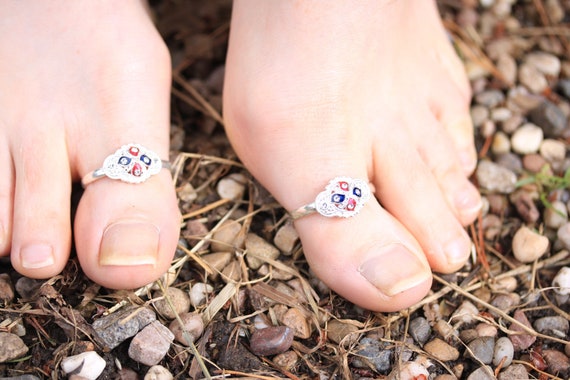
[280,307,311,339]
[525,51,561,77]
[434,319,458,340]
[249,326,294,356]
[475,323,497,338]
[491,131,511,155]
[540,139,566,163]
[522,153,549,173]
[493,276,518,292]
[0,274,14,303]
[210,220,245,252]
[511,123,544,154]
[476,160,517,193]
[60,351,106,380]
[152,287,191,320]
[386,361,429,380]
[533,315,569,336]
[512,225,549,263]
[245,233,280,270]
[557,225,570,251]
[466,365,495,380]
[144,365,173,380]
[273,223,299,254]
[507,86,544,112]
[475,89,505,108]
[92,306,156,350]
[189,282,214,307]
[509,309,536,351]
[177,182,197,203]
[221,260,241,283]
[467,336,495,364]
[0,332,28,363]
[14,277,42,300]
[491,107,512,122]
[552,266,570,295]
[502,114,524,134]
[497,363,529,380]
[544,200,568,229]
[543,349,570,373]
[493,336,514,367]
[201,252,232,279]
[409,317,431,345]
[451,300,479,326]
[494,153,522,173]
[169,312,204,345]
[424,338,460,361]
[128,320,174,366]
[471,105,490,127]
[272,351,298,370]
[519,63,548,93]
[327,319,359,345]
[353,337,392,372]
[216,173,247,201]
[496,53,517,84]
[529,100,568,138]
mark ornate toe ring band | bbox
[81,144,171,187]
[290,177,371,220]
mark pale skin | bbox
[0,0,481,312]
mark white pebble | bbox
[525,51,561,77]
[553,267,570,295]
[471,105,489,127]
[519,63,548,94]
[493,336,514,366]
[217,173,247,200]
[387,361,429,380]
[61,351,106,380]
[512,226,549,263]
[145,365,174,380]
[491,107,512,122]
[544,200,568,229]
[451,301,479,326]
[511,123,544,154]
[189,282,214,307]
[540,139,566,163]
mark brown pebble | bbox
[169,312,204,345]
[211,220,245,252]
[249,326,294,356]
[280,308,312,339]
[327,319,359,345]
[0,274,15,303]
[543,349,570,374]
[152,287,191,320]
[522,153,550,174]
[272,350,298,370]
[424,338,460,361]
[509,190,539,223]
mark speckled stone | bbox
[493,336,514,367]
[424,338,459,361]
[0,332,28,363]
[128,321,174,366]
[533,315,569,335]
[92,306,156,350]
[152,287,191,320]
[497,363,529,380]
[476,160,517,193]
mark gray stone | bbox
[128,321,174,366]
[0,376,41,380]
[14,277,42,300]
[92,306,156,350]
[0,332,28,363]
[498,363,529,380]
[529,101,568,138]
[467,336,495,364]
[559,79,570,99]
[353,337,392,372]
[476,160,517,193]
[409,317,431,345]
[494,153,522,173]
[493,336,514,367]
[466,366,495,380]
[533,315,569,335]
[475,89,505,108]
[471,105,489,127]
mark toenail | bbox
[454,183,482,218]
[359,244,430,297]
[20,244,55,269]
[100,221,160,267]
[444,235,471,268]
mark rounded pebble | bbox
[189,282,214,307]
[424,338,459,361]
[493,336,514,367]
[512,225,549,263]
[471,105,490,127]
[210,220,244,252]
[552,266,570,295]
[144,365,174,380]
[519,63,548,93]
[273,223,299,254]
[557,224,570,251]
[169,312,204,345]
[540,139,566,163]
[217,173,247,201]
[467,336,495,364]
[491,131,511,155]
[475,89,505,107]
[476,160,517,193]
[511,123,544,154]
[497,363,529,380]
[409,317,431,345]
[533,315,569,335]
[466,365,495,380]
[249,326,294,356]
[387,361,429,380]
[525,51,561,77]
[60,351,106,380]
[272,350,298,370]
[544,200,568,229]
[327,319,359,345]
[153,287,191,320]
[245,233,280,270]
[0,332,28,363]
[128,321,174,366]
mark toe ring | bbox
[81,144,171,187]
[290,176,371,220]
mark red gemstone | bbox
[131,163,143,177]
[346,198,356,211]
[129,146,140,156]
[338,181,349,191]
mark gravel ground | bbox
[2,1,570,379]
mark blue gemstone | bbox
[118,156,131,165]
[140,154,151,166]
[331,193,345,203]
[353,187,362,197]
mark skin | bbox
[0,0,481,311]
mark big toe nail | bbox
[99,220,160,267]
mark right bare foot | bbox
[224,0,482,311]
[0,1,180,289]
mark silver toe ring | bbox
[81,144,170,187]
[290,176,371,220]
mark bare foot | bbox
[0,1,180,289]
[224,0,482,311]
